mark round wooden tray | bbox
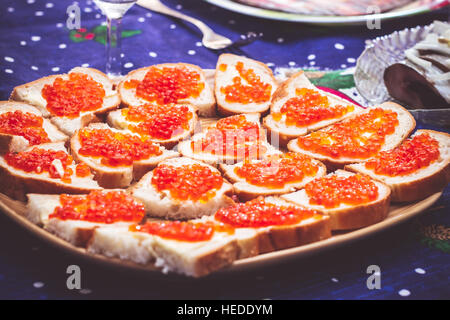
[0,191,442,277]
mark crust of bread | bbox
[215,54,277,116]
[282,170,391,230]
[118,64,216,117]
[71,123,179,188]
[287,102,416,170]
[345,130,450,202]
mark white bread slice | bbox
[178,113,281,166]
[130,157,234,220]
[263,71,363,147]
[0,141,100,201]
[10,67,121,136]
[282,170,391,230]
[118,63,216,117]
[0,101,67,154]
[26,191,144,247]
[219,153,327,201]
[107,103,199,149]
[287,102,416,170]
[71,123,179,188]
[345,130,450,202]
[88,221,239,277]
[215,54,277,116]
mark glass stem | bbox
[106,16,122,78]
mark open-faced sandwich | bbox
[346,130,450,202]
[215,54,277,116]
[118,63,215,117]
[10,67,120,135]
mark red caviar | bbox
[42,72,105,118]
[5,147,73,182]
[192,115,267,159]
[151,163,223,202]
[365,132,440,176]
[220,61,272,104]
[77,128,162,167]
[0,110,50,145]
[272,88,354,127]
[49,191,145,223]
[215,196,320,228]
[218,63,227,72]
[305,174,378,209]
[122,104,193,140]
[297,108,399,159]
[75,162,91,177]
[130,221,214,242]
[125,66,205,104]
[235,152,319,189]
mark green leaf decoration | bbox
[308,70,355,90]
[421,238,450,253]
[69,25,142,46]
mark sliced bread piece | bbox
[345,129,450,202]
[178,113,281,166]
[263,71,363,147]
[0,101,67,154]
[282,170,391,230]
[215,54,277,116]
[118,63,216,117]
[71,123,179,188]
[220,152,326,201]
[26,190,145,247]
[130,157,234,220]
[287,102,416,170]
[107,103,199,149]
[10,67,121,135]
[0,141,100,201]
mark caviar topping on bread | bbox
[119,63,215,117]
[220,152,326,201]
[215,54,277,116]
[26,190,145,247]
[0,141,99,201]
[287,102,416,170]
[282,170,391,230]
[10,67,120,135]
[0,101,67,154]
[264,71,363,146]
[71,123,178,188]
[107,103,198,149]
[131,157,234,220]
[178,113,280,165]
[346,130,450,202]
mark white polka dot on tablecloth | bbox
[347,57,356,63]
[52,67,60,72]
[59,43,67,49]
[170,24,176,29]
[146,12,152,18]
[20,41,27,46]
[277,38,284,43]
[46,3,54,8]
[310,61,316,66]
[415,268,426,274]
[398,289,411,297]
[33,281,44,288]
[81,63,90,67]
[176,4,183,10]
[124,62,134,68]
[31,36,41,42]
[79,288,92,295]
[4,57,14,62]
[4,69,13,74]
[121,53,125,58]
[188,50,196,55]
[84,7,92,13]
[27,0,35,4]
[35,11,44,16]
[266,62,275,67]
[335,43,345,50]
[195,42,202,47]
[95,13,101,19]
[7,7,15,13]
[31,66,39,71]
[288,61,296,67]
[149,52,157,58]
[341,64,347,69]
[56,23,63,28]
[307,54,316,60]
[138,17,145,23]
[331,278,339,283]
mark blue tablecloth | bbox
[0,0,448,300]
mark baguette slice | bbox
[26,191,145,247]
[282,170,391,230]
[10,67,121,135]
[215,54,277,116]
[178,113,281,166]
[345,130,450,202]
[220,153,327,201]
[0,141,100,201]
[263,71,363,147]
[0,101,67,154]
[118,63,216,117]
[287,102,416,170]
[71,123,179,188]
[130,157,234,220]
[107,103,199,149]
